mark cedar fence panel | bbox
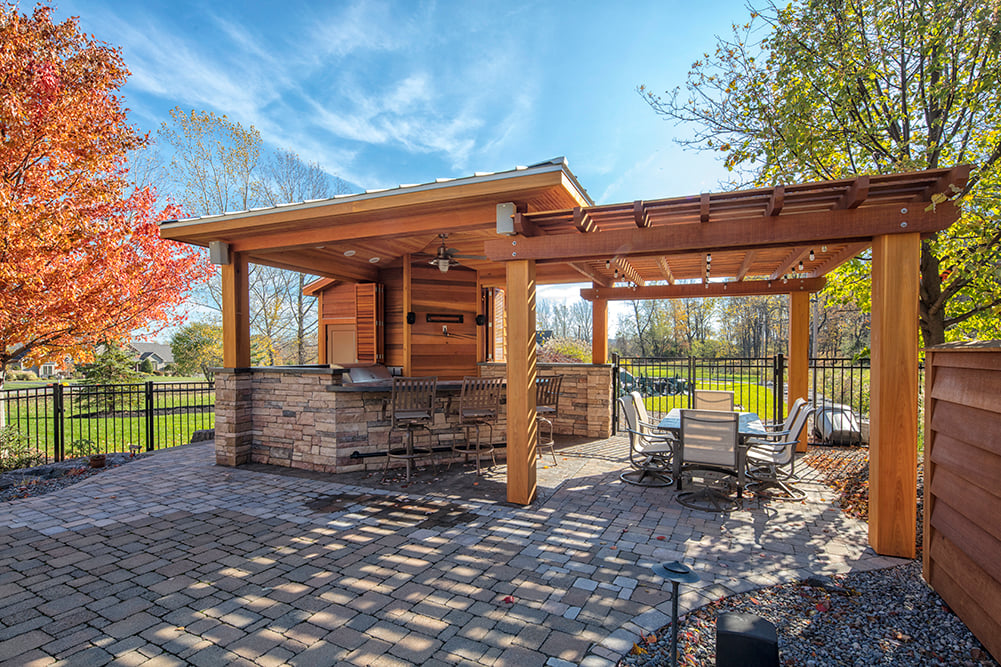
[923,340,1001,662]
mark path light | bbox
[652,561,700,667]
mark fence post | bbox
[611,353,619,435]
[773,354,785,423]
[687,356,695,408]
[52,383,64,462]
[145,381,154,452]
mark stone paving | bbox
[0,439,907,666]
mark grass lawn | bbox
[3,380,215,461]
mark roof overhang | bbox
[158,162,969,292]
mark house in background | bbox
[129,342,174,372]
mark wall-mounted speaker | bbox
[406,312,416,325]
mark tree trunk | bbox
[919,240,947,347]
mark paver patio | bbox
[0,440,906,666]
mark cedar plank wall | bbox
[923,341,1001,663]
[381,268,405,367]
[409,265,478,379]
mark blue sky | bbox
[55,0,751,333]
[57,0,747,203]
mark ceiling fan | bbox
[425,233,486,273]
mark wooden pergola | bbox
[160,158,968,559]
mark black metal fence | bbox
[1,381,215,463]
[612,354,879,443]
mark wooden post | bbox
[222,253,250,368]
[869,232,920,559]
[506,260,537,505]
[788,290,810,452]
[592,296,608,364]
[402,254,412,376]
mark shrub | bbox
[0,426,44,472]
[11,370,38,381]
[139,358,155,374]
[67,438,101,458]
[538,337,590,363]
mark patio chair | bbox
[758,397,809,480]
[743,404,815,500]
[536,375,563,466]
[385,376,438,482]
[676,409,742,511]
[694,389,738,411]
[619,391,675,487]
[454,376,503,475]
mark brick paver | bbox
[0,440,904,665]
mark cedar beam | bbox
[657,257,676,284]
[769,247,812,281]
[505,260,537,505]
[869,232,920,558]
[700,192,710,222]
[222,252,250,368]
[568,262,611,287]
[486,202,957,263]
[581,277,825,301]
[765,185,784,216]
[834,174,870,209]
[806,242,870,278]
[918,164,970,201]
[573,207,596,233]
[612,257,645,287]
[513,212,541,237]
[634,201,651,228]
[252,251,380,282]
[736,250,756,281]
[402,253,413,375]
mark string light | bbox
[706,253,712,263]
[798,261,804,271]
[605,260,611,269]
[809,249,815,261]
[821,245,828,253]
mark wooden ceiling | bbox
[160,163,969,299]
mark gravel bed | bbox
[621,561,996,666]
[0,453,147,503]
[620,446,997,666]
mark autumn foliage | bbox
[0,4,212,378]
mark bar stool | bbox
[536,375,563,466]
[454,376,502,475]
[385,376,438,482]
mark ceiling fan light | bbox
[436,259,449,273]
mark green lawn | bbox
[3,381,215,460]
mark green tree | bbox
[642,0,1001,345]
[170,323,223,378]
[138,358,155,374]
[79,344,142,385]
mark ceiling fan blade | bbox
[452,254,488,260]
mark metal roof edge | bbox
[160,157,587,228]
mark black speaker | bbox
[406,311,416,324]
[716,613,779,667]
[475,314,485,326]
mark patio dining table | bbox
[656,408,768,438]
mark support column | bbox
[789,290,810,452]
[506,260,537,505]
[869,232,920,558]
[592,296,608,364]
[222,252,250,368]
[402,254,413,376]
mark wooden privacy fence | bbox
[923,341,1001,663]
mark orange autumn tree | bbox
[0,4,212,386]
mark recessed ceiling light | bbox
[343,250,356,257]
[369,257,380,263]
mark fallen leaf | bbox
[502,595,515,604]
[629,643,648,656]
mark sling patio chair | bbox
[744,403,815,500]
[694,389,740,411]
[536,375,563,466]
[619,391,675,487]
[675,409,743,512]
